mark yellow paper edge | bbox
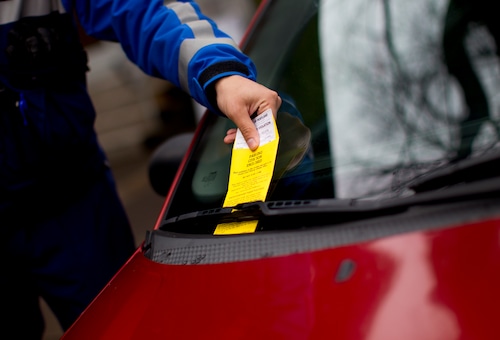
[214,112,279,235]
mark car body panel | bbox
[63,216,500,339]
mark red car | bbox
[63,0,500,338]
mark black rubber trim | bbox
[198,61,250,88]
[145,198,500,265]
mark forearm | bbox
[64,0,257,113]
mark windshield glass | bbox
[165,0,500,219]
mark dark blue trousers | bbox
[0,168,136,339]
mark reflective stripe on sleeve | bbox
[178,37,240,92]
[165,1,240,92]
[0,0,66,25]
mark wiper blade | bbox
[408,150,500,192]
[161,176,500,233]
[164,199,383,224]
[161,199,407,233]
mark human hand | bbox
[214,75,281,151]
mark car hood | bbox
[63,216,500,339]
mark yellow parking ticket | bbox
[214,109,279,235]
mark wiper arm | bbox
[161,175,500,233]
[408,151,500,192]
[161,199,408,233]
[164,204,262,226]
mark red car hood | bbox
[63,217,500,339]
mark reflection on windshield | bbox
[166,0,500,222]
[320,0,500,198]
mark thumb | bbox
[235,113,260,151]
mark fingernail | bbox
[247,138,258,150]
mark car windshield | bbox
[165,0,500,220]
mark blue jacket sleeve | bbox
[62,0,257,115]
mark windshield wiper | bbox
[408,150,500,192]
[161,175,500,233]
[161,199,408,233]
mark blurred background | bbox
[42,1,259,339]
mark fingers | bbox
[224,128,237,144]
[216,75,281,151]
[228,110,260,150]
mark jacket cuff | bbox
[199,61,254,116]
